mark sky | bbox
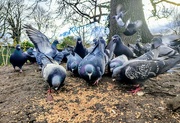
[142,0,180,35]
[1,0,179,44]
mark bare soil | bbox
[0,63,180,123]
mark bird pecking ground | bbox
[0,63,180,123]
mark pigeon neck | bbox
[15,49,22,55]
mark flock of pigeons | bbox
[9,5,180,101]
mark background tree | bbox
[109,0,153,44]
[0,0,26,45]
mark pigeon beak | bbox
[54,87,58,91]
[17,46,21,50]
[78,41,81,44]
[110,68,114,72]
[87,73,92,80]
[71,69,74,72]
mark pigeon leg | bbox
[93,77,101,85]
[128,84,141,94]
[19,69,23,73]
[46,88,54,102]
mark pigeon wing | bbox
[24,24,53,55]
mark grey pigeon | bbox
[108,35,134,59]
[10,44,28,72]
[109,55,128,72]
[135,48,159,61]
[112,4,126,27]
[78,38,106,85]
[66,51,82,75]
[41,56,66,91]
[74,37,88,58]
[23,47,37,64]
[24,25,64,64]
[112,54,180,84]
[123,19,142,36]
[39,52,66,101]
[151,37,179,57]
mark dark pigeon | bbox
[24,25,64,64]
[123,19,142,36]
[74,37,88,58]
[107,35,135,59]
[78,38,106,85]
[51,40,59,50]
[112,4,126,27]
[60,46,74,62]
[128,40,151,57]
[66,51,82,75]
[10,44,28,72]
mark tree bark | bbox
[109,0,153,44]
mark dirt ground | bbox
[0,62,180,123]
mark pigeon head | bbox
[151,37,163,49]
[112,35,122,44]
[53,40,59,45]
[51,75,62,90]
[110,61,123,72]
[16,44,21,50]
[93,38,98,45]
[84,64,94,80]
[77,37,82,44]
[70,61,78,72]
[27,47,34,55]
[98,37,106,50]
[112,66,122,78]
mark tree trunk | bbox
[109,0,153,44]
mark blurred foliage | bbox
[20,40,34,51]
[58,36,76,49]
[0,46,15,66]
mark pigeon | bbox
[39,52,66,101]
[109,55,128,72]
[24,24,64,64]
[161,34,180,45]
[78,38,106,85]
[112,54,180,93]
[60,46,74,62]
[112,4,126,27]
[123,19,142,36]
[66,51,82,75]
[10,44,28,72]
[128,41,151,57]
[151,37,179,57]
[74,37,88,58]
[108,35,134,59]
[135,48,159,61]
[23,47,37,64]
